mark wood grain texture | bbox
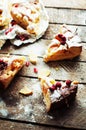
[0,0,86,129]
[18,57,86,83]
[0,120,63,130]
[43,0,86,9]
[0,77,86,129]
[46,8,86,26]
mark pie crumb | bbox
[19,86,33,96]
[38,68,51,79]
[28,53,38,65]
[55,67,59,71]
[72,80,79,84]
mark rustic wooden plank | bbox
[0,2,86,129]
[18,58,86,83]
[46,8,86,26]
[0,77,86,129]
[0,52,85,82]
[0,119,63,130]
[43,0,86,9]
[0,39,86,62]
[0,53,85,83]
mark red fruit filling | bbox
[5,28,13,35]
[0,59,8,71]
[34,68,38,73]
[56,82,62,88]
[50,84,56,91]
[50,81,62,91]
[0,9,2,15]
[11,20,17,26]
[55,34,66,45]
[14,3,19,8]
[25,61,30,67]
[66,80,71,86]
[16,34,29,41]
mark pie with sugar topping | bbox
[43,25,82,62]
[40,76,78,112]
[0,0,49,47]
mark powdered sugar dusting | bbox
[0,98,9,117]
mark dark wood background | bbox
[0,0,86,129]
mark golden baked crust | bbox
[40,78,51,111]
[43,25,82,62]
[10,1,44,36]
[0,0,10,28]
[11,2,40,24]
[0,55,25,89]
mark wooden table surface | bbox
[0,0,86,130]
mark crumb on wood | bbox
[28,52,38,65]
[19,86,33,96]
[38,68,51,79]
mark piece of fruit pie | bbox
[40,76,78,112]
[43,24,82,62]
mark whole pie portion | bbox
[0,0,49,47]
[0,55,25,89]
[40,77,78,112]
[43,25,82,62]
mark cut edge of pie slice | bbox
[43,24,82,62]
[40,76,78,112]
[0,55,26,89]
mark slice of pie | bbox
[0,0,48,46]
[0,55,25,89]
[40,77,78,112]
[0,0,49,47]
[43,25,82,62]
